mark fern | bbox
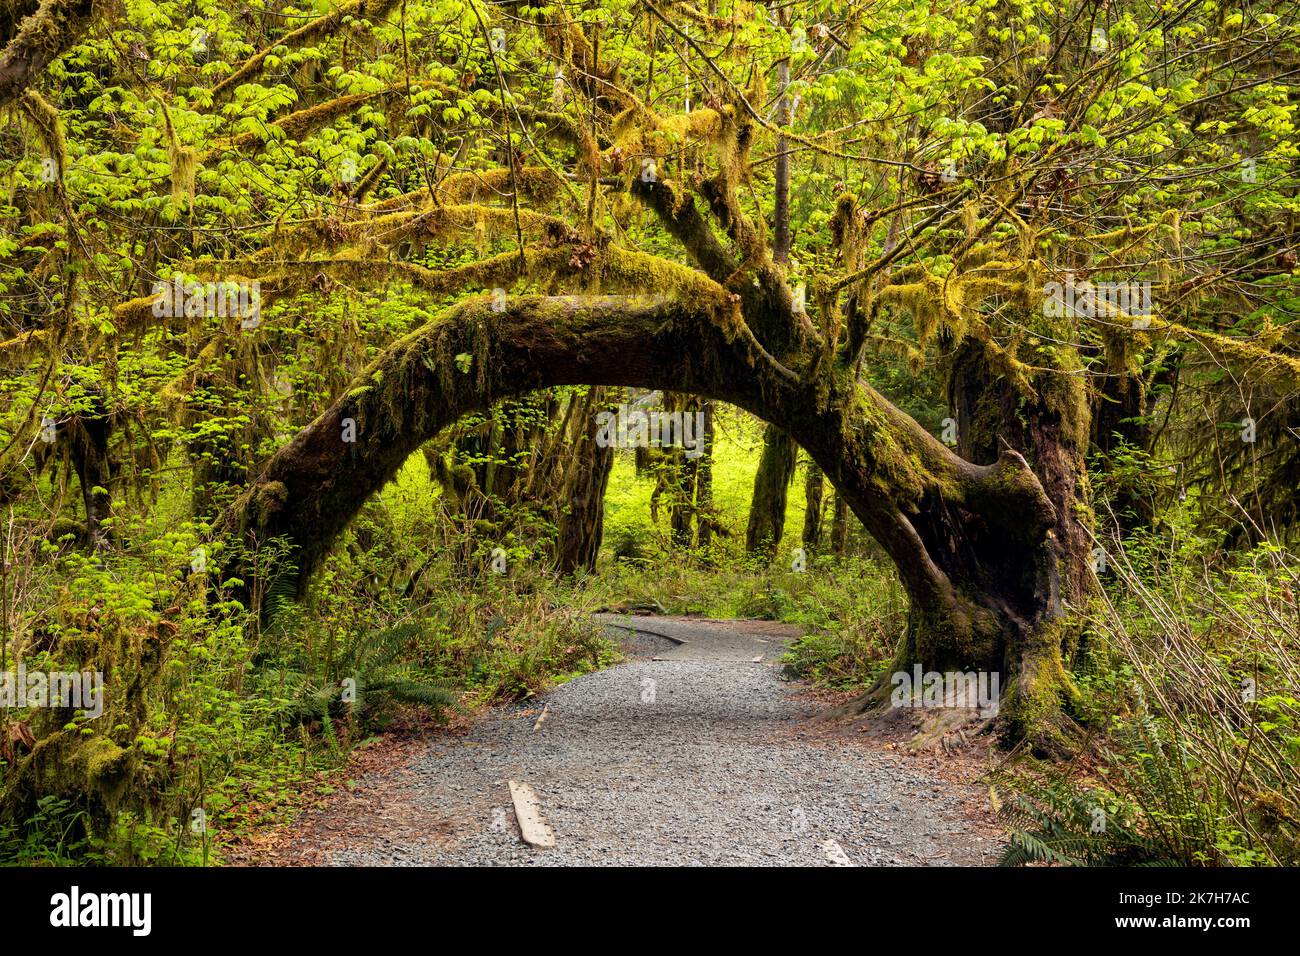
[992,761,1165,866]
[992,706,1250,866]
[253,621,459,726]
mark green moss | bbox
[20,90,66,178]
[252,481,289,526]
[77,736,129,789]
[996,616,1084,755]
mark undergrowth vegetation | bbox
[0,470,618,865]
[993,526,1300,866]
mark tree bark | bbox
[772,54,792,265]
[744,423,797,557]
[745,42,798,561]
[696,400,715,550]
[949,335,1095,607]
[0,0,96,108]
[830,492,849,554]
[802,461,823,549]
[67,404,112,550]
[664,392,699,549]
[556,386,614,574]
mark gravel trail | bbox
[274,617,999,866]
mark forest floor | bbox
[230,617,1004,866]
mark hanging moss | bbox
[156,100,198,207]
[168,141,198,207]
[20,89,66,178]
[611,104,732,188]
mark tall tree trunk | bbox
[664,392,700,549]
[745,422,797,556]
[696,400,715,550]
[830,492,849,554]
[949,334,1095,607]
[68,399,112,550]
[556,387,613,574]
[743,47,799,562]
[772,52,791,266]
[938,320,1097,747]
[802,461,823,549]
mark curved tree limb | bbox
[219,290,1069,746]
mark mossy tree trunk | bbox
[0,0,97,109]
[830,492,849,554]
[743,34,800,563]
[744,423,797,557]
[221,291,1081,751]
[802,461,823,550]
[67,396,112,550]
[555,386,614,574]
[949,334,1095,607]
[942,329,1097,749]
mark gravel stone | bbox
[319,618,997,866]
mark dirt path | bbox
[244,617,1003,866]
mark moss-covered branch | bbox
[210,0,402,99]
[0,0,95,107]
